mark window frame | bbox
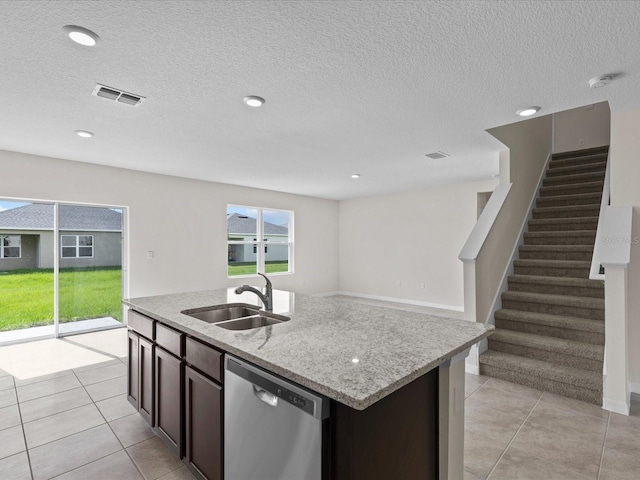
[0,235,21,259]
[60,234,94,259]
[227,205,294,278]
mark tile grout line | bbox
[72,368,149,480]
[12,375,35,480]
[484,390,544,479]
[596,411,611,479]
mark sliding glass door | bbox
[0,199,126,344]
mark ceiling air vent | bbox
[425,151,450,160]
[92,84,145,107]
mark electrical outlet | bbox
[147,250,155,259]
[398,280,402,287]
[420,282,425,289]
[579,139,585,146]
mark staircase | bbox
[479,146,608,405]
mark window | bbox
[61,235,94,258]
[0,235,21,258]
[227,206,293,277]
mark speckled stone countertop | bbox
[124,288,493,410]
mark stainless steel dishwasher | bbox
[224,355,329,480]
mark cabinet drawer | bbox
[128,310,155,340]
[186,337,223,383]
[156,323,184,358]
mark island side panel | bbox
[329,368,438,480]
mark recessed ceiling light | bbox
[516,106,540,117]
[75,130,94,138]
[243,96,265,107]
[351,174,361,179]
[62,25,100,47]
[351,358,360,364]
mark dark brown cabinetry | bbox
[127,330,139,409]
[185,365,223,480]
[155,347,183,457]
[138,336,155,425]
[128,310,223,480]
[127,326,155,427]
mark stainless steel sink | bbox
[181,304,261,323]
[215,313,290,331]
[181,304,290,330]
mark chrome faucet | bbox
[235,273,273,311]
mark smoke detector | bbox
[588,74,615,89]
[425,151,450,160]
[92,84,145,107]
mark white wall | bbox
[553,102,611,154]
[338,179,498,309]
[609,106,640,388]
[0,149,339,298]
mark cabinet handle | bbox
[252,385,278,407]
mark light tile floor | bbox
[0,328,195,480]
[1,304,639,479]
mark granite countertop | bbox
[124,288,493,410]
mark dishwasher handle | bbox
[225,355,329,420]
[253,385,278,407]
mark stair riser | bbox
[507,281,604,298]
[543,174,605,187]
[546,164,606,177]
[479,364,602,405]
[501,299,604,320]
[523,235,595,246]
[488,340,603,372]
[540,185,603,197]
[549,156,608,169]
[494,318,604,345]
[532,207,600,219]
[537,196,601,207]
[519,250,593,261]
[513,264,590,277]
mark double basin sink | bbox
[181,304,290,330]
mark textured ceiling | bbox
[1,1,640,200]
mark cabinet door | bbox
[139,336,154,426]
[127,331,139,410]
[185,366,222,480]
[155,347,183,457]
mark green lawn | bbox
[0,267,122,331]
[228,261,289,277]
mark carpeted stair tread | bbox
[543,171,605,186]
[479,350,602,393]
[519,245,594,253]
[532,204,600,219]
[490,329,603,361]
[546,161,606,177]
[539,181,604,197]
[549,155,608,169]
[501,290,604,310]
[495,309,604,333]
[508,274,603,290]
[551,146,609,159]
[524,230,596,247]
[513,258,591,269]
[518,244,595,261]
[536,192,602,207]
[528,216,599,231]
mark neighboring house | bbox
[227,213,288,263]
[0,204,122,271]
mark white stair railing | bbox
[589,150,611,280]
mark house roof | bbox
[227,213,288,236]
[0,204,122,232]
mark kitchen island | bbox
[124,288,493,480]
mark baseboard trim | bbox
[324,291,464,312]
[630,382,640,394]
[603,397,630,415]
